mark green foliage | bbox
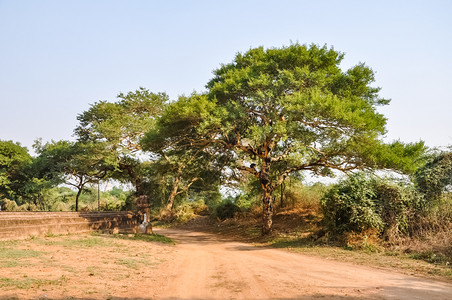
[142,94,224,213]
[321,173,417,236]
[234,193,260,211]
[205,44,394,175]
[172,199,208,222]
[193,190,222,211]
[277,178,329,210]
[322,173,383,233]
[0,140,32,201]
[33,140,112,211]
[415,151,452,203]
[367,141,427,175]
[148,43,424,233]
[215,200,241,220]
[76,87,168,152]
[375,181,420,236]
[75,87,169,195]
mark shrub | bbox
[321,172,417,237]
[321,173,383,234]
[234,194,259,211]
[173,200,208,222]
[415,152,452,203]
[1,199,19,211]
[215,201,241,220]
[375,181,419,238]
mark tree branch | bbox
[237,165,260,177]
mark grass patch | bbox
[111,233,176,245]
[408,250,452,266]
[0,275,67,290]
[38,236,118,248]
[0,260,20,268]
[0,248,43,259]
[115,258,139,269]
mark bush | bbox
[415,152,452,203]
[321,173,383,234]
[173,200,208,222]
[234,194,259,211]
[375,181,419,238]
[1,199,19,211]
[321,173,417,237]
[0,199,39,211]
[215,201,241,220]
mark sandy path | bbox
[153,228,452,300]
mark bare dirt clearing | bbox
[0,229,451,299]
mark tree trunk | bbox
[260,159,273,235]
[166,175,180,212]
[75,188,82,212]
[280,181,285,209]
[262,187,273,235]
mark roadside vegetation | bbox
[1,44,451,279]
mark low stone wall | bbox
[0,211,140,240]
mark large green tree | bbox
[75,87,168,195]
[165,44,424,234]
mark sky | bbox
[1,0,451,154]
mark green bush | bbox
[415,152,452,204]
[215,201,241,220]
[234,194,259,211]
[321,173,383,234]
[321,173,417,237]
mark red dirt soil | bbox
[1,228,451,299]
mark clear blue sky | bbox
[1,0,451,153]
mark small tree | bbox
[34,140,110,211]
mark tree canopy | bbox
[141,94,224,216]
[0,140,32,201]
[33,140,111,211]
[0,45,427,229]
[75,87,169,195]
[154,44,424,234]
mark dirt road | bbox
[152,228,452,299]
[1,228,451,299]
